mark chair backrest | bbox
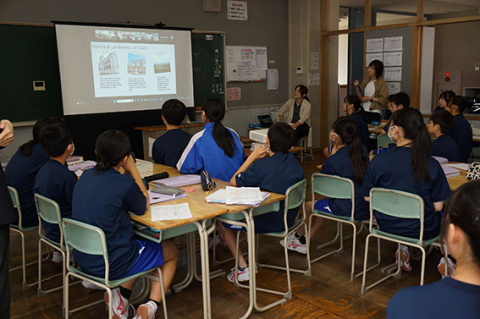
[369,188,425,241]
[284,179,307,213]
[35,194,62,225]
[377,134,391,151]
[311,173,355,219]
[8,186,23,229]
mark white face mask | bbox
[69,144,75,157]
[387,125,398,142]
[330,132,337,143]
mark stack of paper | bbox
[441,165,460,178]
[432,156,448,165]
[446,163,470,171]
[68,160,97,172]
[66,156,83,165]
[205,187,270,207]
[152,175,201,187]
[151,203,193,221]
[148,190,187,204]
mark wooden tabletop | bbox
[134,123,204,131]
[244,146,304,157]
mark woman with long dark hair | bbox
[282,117,370,254]
[177,98,245,182]
[361,108,451,272]
[279,85,312,140]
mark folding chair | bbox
[360,188,448,294]
[8,186,41,290]
[298,127,314,161]
[377,134,391,153]
[63,218,168,318]
[309,173,380,282]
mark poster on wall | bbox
[384,36,403,52]
[226,46,268,82]
[366,38,384,53]
[387,82,401,95]
[384,67,402,81]
[228,1,248,21]
[366,53,383,66]
[384,52,402,66]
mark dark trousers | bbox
[295,123,310,140]
[0,224,10,318]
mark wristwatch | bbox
[370,98,374,102]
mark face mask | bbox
[69,144,75,157]
[387,125,397,142]
[330,132,337,143]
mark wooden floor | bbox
[9,152,447,319]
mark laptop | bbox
[257,114,274,128]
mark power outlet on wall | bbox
[475,63,479,71]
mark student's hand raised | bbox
[0,119,14,147]
[251,146,267,160]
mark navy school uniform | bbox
[320,145,370,221]
[387,277,480,319]
[432,106,443,114]
[5,143,49,227]
[430,134,461,162]
[152,128,191,167]
[177,122,246,182]
[360,146,451,240]
[72,168,147,280]
[234,152,304,233]
[33,159,77,243]
[349,112,370,148]
[449,114,473,163]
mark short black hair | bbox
[430,109,455,134]
[95,130,131,171]
[40,121,72,157]
[387,94,397,103]
[439,90,455,103]
[368,59,384,78]
[391,92,410,108]
[162,99,187,126]
[451,95,468,114]
[268,122,296,153]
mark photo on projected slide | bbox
[98,53,120,75]
[127,53,146,75]
[153,52,172,74]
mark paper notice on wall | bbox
[308,73,320,86]
[226,87,241,101]
[384,67,402,81]
[366,38,384,53]
[310,52,319,70]
[267,69,278,90]
[255,48,268,70]
[148,137,155,158]
[366,53,383,66]
[228,1,248,20]
[384,36,403,52]
[384,52,402,66]
[387,82,401,95]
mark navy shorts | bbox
[124,239,164,277]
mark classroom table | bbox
[445,163,470,191]
[130,160,286,318]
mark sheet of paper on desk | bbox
[135,160,154,178]
[151,203,192,221]
[446,163,470,171]
[206,189,270,207]
[148,190,187,204]
[226,187,262,205]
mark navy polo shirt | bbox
[152,129,191,167]
[360,146,451,239]
[34,159,77,243]
[235,152,304,234]
[349,112,369,148]
[5,143,49,227]
[387,278,480,319]
[321,145,370,221]
[432,106,443,114]
[449,114,473,163]
[383,120,391,134]
[430,134,461,162]
[72,167,147,280]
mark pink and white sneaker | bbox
[438,257,456,278]
[134,300,158,319]
[104,288,129,319]
[227,265,250,283]
[395,245,412,272]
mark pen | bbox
[153,197,160,199]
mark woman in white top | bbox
[354,59,388,115]
[279,85,311,139]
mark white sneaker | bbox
[82,280,105,290]
[438,257,456,278]
[208,231,227,250]
[280,232,307,255]
[52,251,63,263]
[134,300,157,319]
[104,288,129,319]
[227,266,250,283]
[395,245,412,272]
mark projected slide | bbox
[55,24,194,116]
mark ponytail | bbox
[391,108,431,182]
[333,117,369,183]
[95,130,131,172]
[19,117,65,157]
[203,98,236,158]
[344,95,369,123]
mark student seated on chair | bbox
[5,117,65,228]
[177,98,245,182]
[285,117,370,253]
[152,99,191,167]
[445,96,473,163]
[387,180,480,319]
[33,121,77,263]
[72,131,178,319]
[360,108,451,272]
[343,95,369,148]
[428,110,461,162]
[432,90,456,115]
[217,122,304,283]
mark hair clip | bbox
[473,216,479,227]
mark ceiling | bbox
[339,0,478,15]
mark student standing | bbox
[445,96,473,163]
[218,123,304,282]
[5,117,65,227]
[177,98,245,182]
[152,99,191,167]
[72,131,178,319]
[361,108,451,271]
[354,60,388,115]
[428,110,461,162]
[0,119,16,318]
[387,181,480,319]
[278,85,312,140]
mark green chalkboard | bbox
[192,32,225,107]
[0,24,63,122]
